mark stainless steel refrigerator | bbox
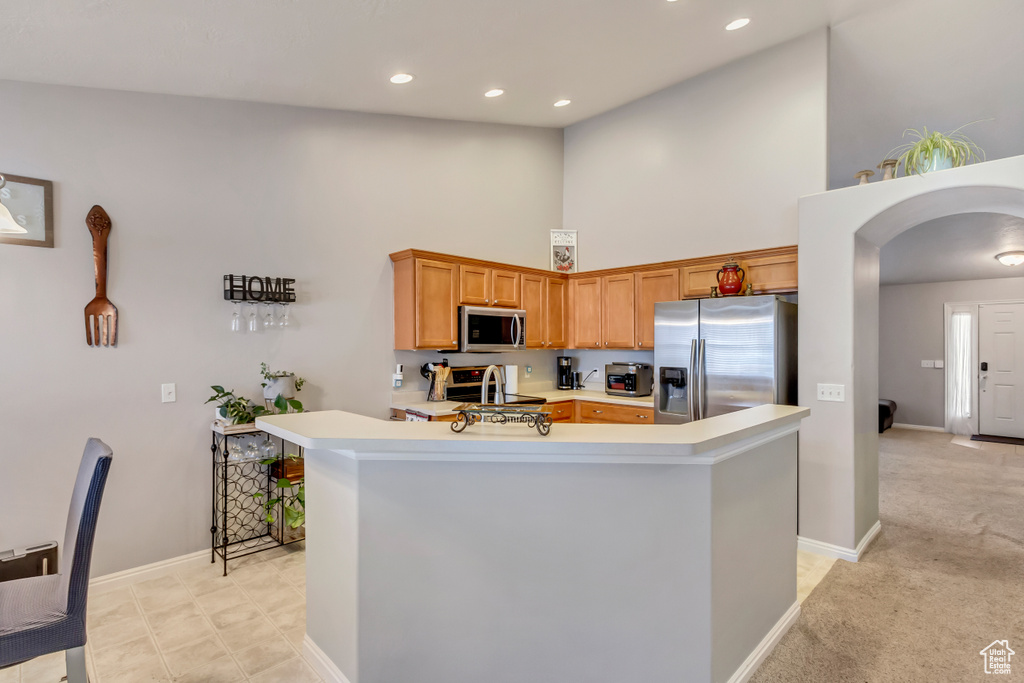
[654,295,797,424]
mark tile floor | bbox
[4,543,835,682]
[2,543,318,683]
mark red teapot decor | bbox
[716,260,746,295]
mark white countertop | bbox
[256,404,809,464]
[391,389,654,417]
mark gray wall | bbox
[879,277,1024,428]
[562,31,827,270]
[829,0,1024,189]
[0,80,563,574]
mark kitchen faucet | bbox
[481,365,505,405]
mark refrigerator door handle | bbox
[688,339,698,421]
[697,338,706,420]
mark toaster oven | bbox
[605,362,654,397]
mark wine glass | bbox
[277,304,290,328]
[230,302,242,333]
[228,442,243,462]
[247,303,259,333]
[245,441,260,460]
[260,439,277,459]
[263,302,275,329]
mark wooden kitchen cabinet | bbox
[392,256,459,350]
[572,277,603,349]
[459,265,521,307]
[681,261,729,299]
[545,401,574,423]
[521,274,546,348]
[546,278,568,348]
[745,252,798,293]
[601,273,635,349]
[577,401,654,424]
[635,269,679,349]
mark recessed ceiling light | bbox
[996,251,1024,266]
[485,89,505,98]
[390,73,414,84]
[554,99,571,108]
[725,18,751,31]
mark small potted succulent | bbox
[260,362,307,402]
[886,122,985,177]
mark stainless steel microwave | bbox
[460,306,526,352]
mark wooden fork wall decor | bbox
[84,205,118,347]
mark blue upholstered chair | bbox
[0,438,113,683]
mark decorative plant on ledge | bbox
[254,452,305,529]
[886,122,986,177]
[206,387,304,424]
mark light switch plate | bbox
[161,383,176,403]
[921,360,935,368]
[816,383,845,402]
[934,360,944,368]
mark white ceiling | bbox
[0,0,890,128]
[880,213,1024,286]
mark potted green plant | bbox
[254,452,305,542]
[260,362,307,402]
[886,123,985,177]
[207,387,303,424]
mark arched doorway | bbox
[796,156,1024,558]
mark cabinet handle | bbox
[638,342,643,347]
[452,340,456,345]
[595,342,599,347]
[593,410,603,414]
[637,414,649,419]
[485,299,489,303]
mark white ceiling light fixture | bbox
[725,18,751,31]
[0,176,28,235]
[389,73,414,84]
[996,251,1024,266]
[484,89,505,98]
[554,99,571,107]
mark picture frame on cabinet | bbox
[551,229,577,274]
[0,173,54,248]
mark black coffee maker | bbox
[557,356,574,390]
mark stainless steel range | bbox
[444,366,545,405]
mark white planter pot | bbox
[263,374,297,400]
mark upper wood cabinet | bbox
[681,261,729,299]
[572,277,603,349]
[602,273,635,349]
[745,252,798,293]
[521,274,546,349]
[393,256,459,350]
[459,265,521,307]
[546,278,568,348]
[635,268,680,349]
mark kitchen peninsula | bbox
[257,404,809,683]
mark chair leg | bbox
[66,646,89,683]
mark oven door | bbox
[460,307,526,352]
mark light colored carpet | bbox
[751,428,1024,682]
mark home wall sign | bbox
[223,275,297,302]
[0,173,54,248]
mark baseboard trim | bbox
[892,423,946,433]
[89,549,210,590]
[727,601,801,683]
[303,635,352,683]
[798,520,881,563]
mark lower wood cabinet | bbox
[577,401,654,424]
[545,401,574,423]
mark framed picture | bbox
[0,173,54,248]
[551,229,578,273]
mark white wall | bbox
[879,278,1024,428]
[562,30,827,270]
[0,80,563,574]
[798,155,1024,552]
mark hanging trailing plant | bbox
[886,122,986,177]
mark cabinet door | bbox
[578,401,654,424]
[635,269,680,349]
[545,401,574,423]
[459,264,491,305]
[602,273,635,349]
[521,274,546,348]
[490,269,521,307]
[745,252,798,293]
[415,259,459,349]
[546,277,568,348]
[680,261,732,299]
[572,277,602,349]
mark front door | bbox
[979,303,1024,437]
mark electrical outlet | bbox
[161,383,176,403]
[525,365,533,376]
[816,383,845,402]
[921,360,935,368]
